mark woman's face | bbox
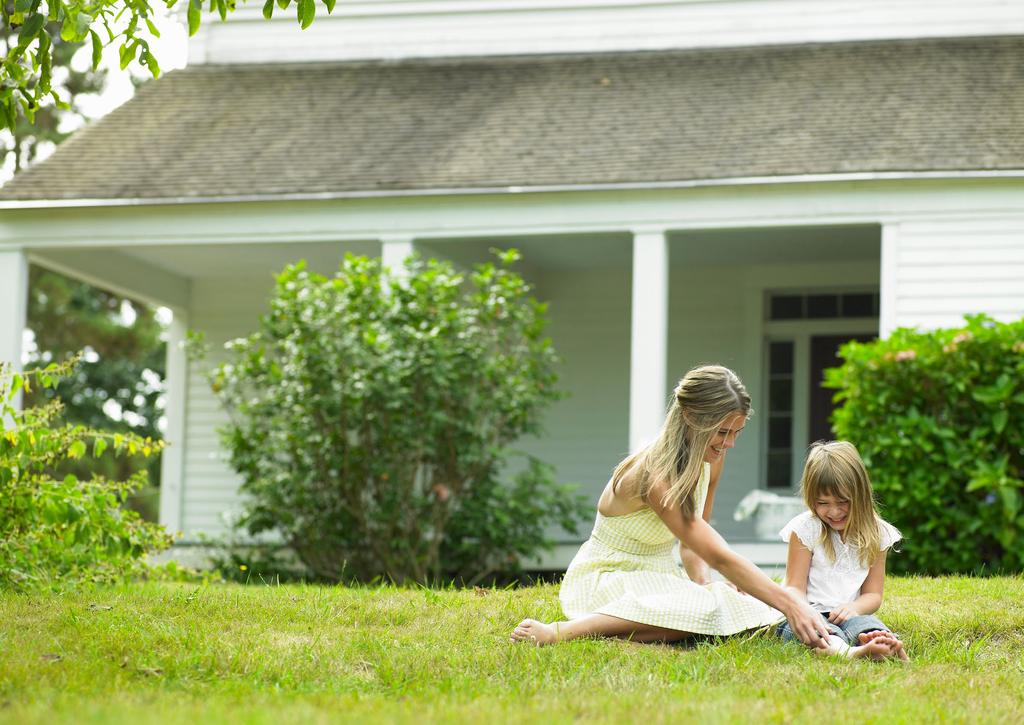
[704,412,746,463]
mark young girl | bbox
[779,440,909,661]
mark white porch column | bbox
[879,223,900,338]
[158,311,189,534]
[381,236,415,279]
[0,250,29,413]
[628,229,669,453]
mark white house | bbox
[1,0,1023,568]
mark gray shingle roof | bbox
[4,36,1024,201]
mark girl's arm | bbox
[827,550,887,624]
[782,532,812,599]
[678,456,725,584]
[649,479,831,648]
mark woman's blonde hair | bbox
[800,440,882,567]
[611,364,750,517]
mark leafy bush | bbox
[827,315,1024,574]
[194,251,588,585]
[0,359,174,590]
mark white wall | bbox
[528,264,632,507]
[881,219,1024,334]
[190,0,1024,65]
[179,277,270,536]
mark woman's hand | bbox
[785,599,831,649]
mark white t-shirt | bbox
[779,511,901,613]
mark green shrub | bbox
[827,315,1024,574]
[0,359,174,590]
[193,251,588,585]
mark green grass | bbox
[1,577,1023,723]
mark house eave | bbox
[3,170,1024,210]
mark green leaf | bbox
[993,409,1008,434]
[17,13,46,52]
[38,32,52,94]
[60,13,78,42]
[999,486,1021,520]
[50,91,71,111]
[144,50,161,78]
[1,98,16,132]
[68,440,87,459]
[19,95,37,125]
[90,30,103,70]
[971,374,1013,404]
[262,0,274,18]
[323,0,336,13]
[119,42,137,70]
[93,438,108,458]
[188,0,202,36]
[298,0,314,28]
[277,0,290,9]
[145,17,161,38]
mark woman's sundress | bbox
[559,463,783,635]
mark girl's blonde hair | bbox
[611,364,750,517]
[800,440,882,567]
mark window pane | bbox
[841,293,874,317]
[769,378,792,413]
[769,416,792,448]
[770,295,803,320]
[806,294,839,318]
[767,452,792,488]
[769,341,794,374]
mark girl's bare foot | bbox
[859,630,910,661]
[849,636,895,660]
[510,618,559,646]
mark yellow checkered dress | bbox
[559,463,783,635]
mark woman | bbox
[511,365,831,648]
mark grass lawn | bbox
[1,576,1022,723]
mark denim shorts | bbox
[776,612,890,646]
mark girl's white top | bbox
[779,511,902,613]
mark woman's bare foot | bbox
[860,630,910,661]
[510,618,560,646]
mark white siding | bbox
[883,219,1024,334]
[180,278,272,537]
[526,265,632,511]
[190,0,1024,65]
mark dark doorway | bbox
[808,334,875,444]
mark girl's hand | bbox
[827,605,858,624]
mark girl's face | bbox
[814,493,851,532]
[703,412,746,463]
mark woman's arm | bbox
[827,550,886,624]
[649,480,830,647]
[677,456,725,583]
[679,547,711,584]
